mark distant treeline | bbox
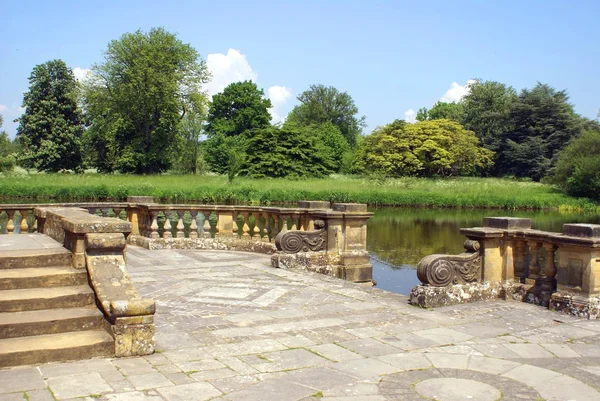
[0,27,598,202]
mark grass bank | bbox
[0,173,597,211]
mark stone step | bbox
[0,248,72,269]
[0,306,105,339]
[0,266,88,290]
[0,330,114,367]
[0,285,94,312]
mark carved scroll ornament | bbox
[416,240,482,287]
[275,220,327,254]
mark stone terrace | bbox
[2,247,600,400]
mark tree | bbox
[354,119,493,177]
[286,84,365,147]
[416,102,463,122]
[243,126,336,178]
[83,27,209,174]
[460,80,517,154]
[171,110,207,174]
[16,59,84,172]
[205,81,272,138]
[550,130,600,200]
[499,83,580,180]
[203,81,272,175]
[0,115,17,172]
[283,121,350,173]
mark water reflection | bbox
[368,208,600,295]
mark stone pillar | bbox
[331,203,372,283]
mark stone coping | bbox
[35,207,132,234]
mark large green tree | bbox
[243,126,335,178]
[550,129,600,200]
[499,83,580,180]
[204,81,272,175]
[354,119,493,177]
[205,81,272,138]
[460,80,517,155]
[416,102,463,122]
[16,59,84,172]
[286,84,365,147]
[83,27,209,174]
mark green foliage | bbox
[286,84,365,147]
[171,111,207,174]
[354,119,493,177]
[498,83,580,180]
[243,126,335,178]
[550,130,600,201]
[204,81,272,174]
[416,102,463,122]
[460,80,517,154]
[83,27,209,174]
[16,59,84,172]
[0,174,595,211]
[205,81,272,138]
[0,117,17,173]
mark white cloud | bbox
[267,85,292,123]
[404,109,416,123]
[439,79,477,103]
[73,67,92,82]
[205,49,258,96]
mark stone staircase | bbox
[0,245,114,367]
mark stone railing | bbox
[0,199,374,283]
[32,206,155,356]
[411,217,600,318]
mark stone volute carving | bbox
[275,219,327,254]
[417,240,482,287]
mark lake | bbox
[367,207,600,295]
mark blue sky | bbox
[1,0,599,138]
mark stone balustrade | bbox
[0,199,374,283]
[411,217,600,318]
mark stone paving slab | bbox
[2,246,600,400]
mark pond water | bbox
[367,208,600,295]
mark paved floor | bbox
[2,246,600,400]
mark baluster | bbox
[163,211,173,238]
[262,212,271,242]
[32,218,38,233]
[203,211,212,238]
[249,212,259,240]
[176,210,185,238]
[241,212,250,239]
[514,239,528,283]
[6,210,15,234]
[189,211,198,239]
[542,242,557,287]
[149,211,160,239]
[113,207,124,220]
[20,210,29,234]
[214,211,221,237]
[101,208,110,217]
[528,241,541,280]
[232,211,240,237]
[280,215,289,234]
[270,215,280,241]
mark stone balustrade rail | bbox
[412,217,600,318]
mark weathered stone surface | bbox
[85,233,126,251]
[331,203,368,213]
[409,281,528,308]
[563,223,600,238]
[297,201,331,209]
[550,292,600,319]
[127,196,155,204]
[482,217,532,230]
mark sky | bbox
[1,0,599,138]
